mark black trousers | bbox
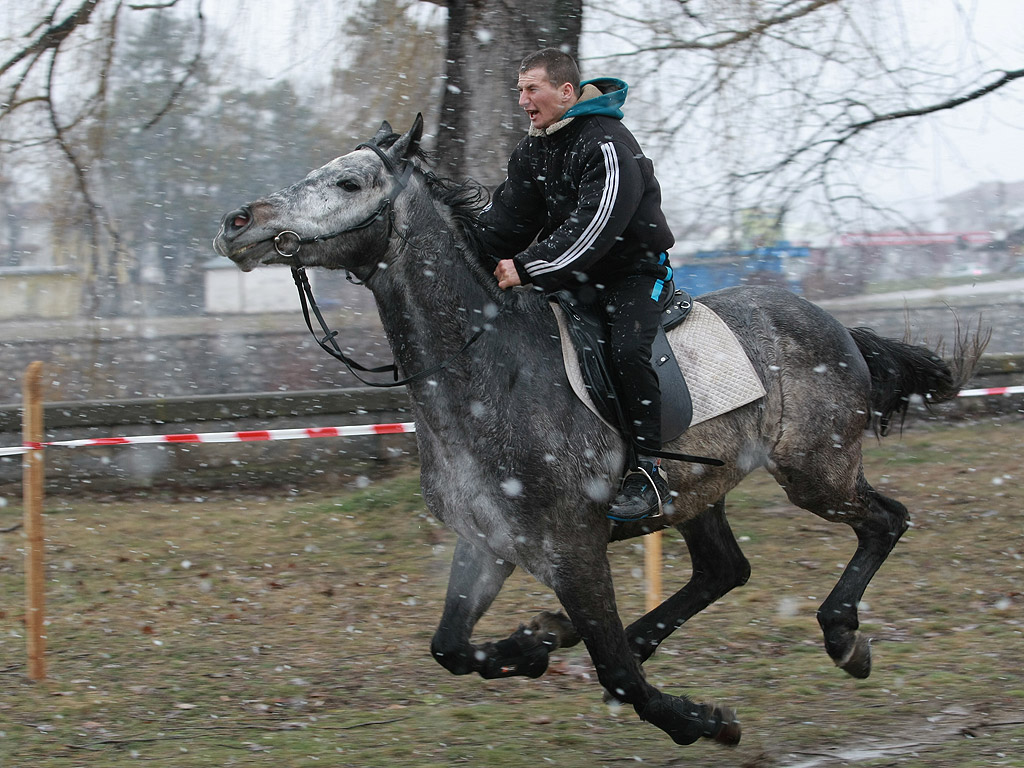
[576,272,674,454]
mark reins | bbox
[291,265,492,388]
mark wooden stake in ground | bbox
[644,529,662,613]
[23,361,46,681]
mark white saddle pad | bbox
[551,301,766,431]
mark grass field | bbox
[1,416,1022,767]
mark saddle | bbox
[550,290,694,444]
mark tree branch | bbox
[850,67,1024,129]
[721,66,1024,191]
[0,0,101,79]
[143,3,206,129]
[597,0,845,57]
[128,1,183,8]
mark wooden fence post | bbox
[644,529,662,613]
[23,361,46,682]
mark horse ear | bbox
[372,120,394,145]
[389,113,424,161]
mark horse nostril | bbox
[226,207,251,232]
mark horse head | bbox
[213,114,424,280]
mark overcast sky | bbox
[860,0,1024,220]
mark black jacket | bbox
[477,80,674,293]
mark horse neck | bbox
[368,202,515,391]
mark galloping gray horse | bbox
[214,115,981,747]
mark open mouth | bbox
[212,230,264,271]
[227,240,263,260]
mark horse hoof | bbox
[837,633,872,679]
[711,706,741,746]
[528,610,581,649]
[639,694,738,746]
[478,637,550,679]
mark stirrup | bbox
[607,465,664,522]
[631,465,665,516]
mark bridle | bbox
[274,138,493,389]
[272,141,413,269]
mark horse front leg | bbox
[551,544,741,747]
[430,537,577,679]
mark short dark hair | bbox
[520,48,581,95]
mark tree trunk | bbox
[437,0,582,187]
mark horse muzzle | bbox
[213,206,264,267]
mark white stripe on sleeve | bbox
[525,142,620,276]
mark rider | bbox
[478,48,676,521]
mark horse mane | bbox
[374,129,490,234]
[422,170,490,233]
[425,171,531,307]
[375,129,543,309]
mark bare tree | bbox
[1,0,584,317]
[324,0,446,146]
[1,0,206,316]
[9,0,1017,318]
[582,0,1024,235]
[0,0,441,317]
[433,0,583,186]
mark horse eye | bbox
[337,179,361,192]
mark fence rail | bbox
[0,386,416,492]
[1,354,1020,493]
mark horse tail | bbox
[848,323,989,436]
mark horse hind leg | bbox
[817,476,908,678]
[626,498,751,664]
[775,465,909,679]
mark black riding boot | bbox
[607,456,670,522]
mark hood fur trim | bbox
[528,83,603,137]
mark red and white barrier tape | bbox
[1,384,1021,459]
[0,422,416,457]
[956,385,1024,398]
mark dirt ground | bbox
[1,414,1022,767]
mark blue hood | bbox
[563,77,628,120]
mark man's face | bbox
[517,67,574,130]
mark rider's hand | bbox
[494,259,522,290]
